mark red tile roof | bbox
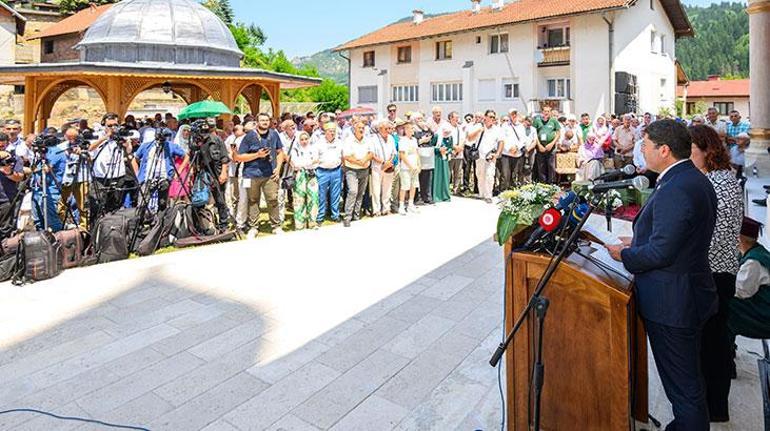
[677,79,750,98]
[27,4,112,41]
[336,0,692,51]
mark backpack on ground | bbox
[15,230,63,284]
[91,209,136,264]
[54,228,87,269]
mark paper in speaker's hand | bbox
[582,223,622,246]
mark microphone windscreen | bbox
[539,208,562,232]
[622,164,637,176]
[632,176,650,191]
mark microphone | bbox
[594,164,636,182]
[520,192,578,250]
[588,176,649,194]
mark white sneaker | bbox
[398,205,407,216]
[247,229,258,240]
[408,204,419,213]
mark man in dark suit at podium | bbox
[607,119,718,431]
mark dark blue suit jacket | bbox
[621,160,718,329]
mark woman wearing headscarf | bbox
[592,116,612,155]
[576,133,605,181]
[169,124,191,203]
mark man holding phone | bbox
[233,114,285,237]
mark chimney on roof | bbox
[471,0,481,13]
[412,9,424,24]
[492,0,505,10]
[707,75,721,81]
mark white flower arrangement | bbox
[496,183,562,245]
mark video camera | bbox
[0,152,16,168]
[32,133,60,154]
[189,119,214,152]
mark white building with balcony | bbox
[334,0,693,119]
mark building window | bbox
[435,40,452,61]
[650,0,654,10]
[686,102,696,115]
[13,85,24,95]
[546,27,569,48]
[714,102,734,116]
[660,35,666,55]
[650,31,658,53]
[358,86,378,103]
[363,51,375,68]
[392,84,419,102]
[503,80,519,100]
[478,79,496,102]
[547,78,571,99]
[431,82,463,102]
[490,34,509,54]
[397,46,412,64]
[43,40,54,55]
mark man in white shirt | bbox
[500,114,527,190]
[3,120,30,162]
[427,106,446,133]
[704,108,727,142]
[729,216,770,340]
[368,119,397,216]
[89,113,132,214]
[476,110,505,202]
[315,123,344,224]
[464,112,485,193]
[342,120,373,227]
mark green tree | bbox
[308,79,349,112]
[57,0,118,14]
[200,0,234,25]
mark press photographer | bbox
[132,128,188,213]
[57,127,93,229]
[188,119,230,230]
[30,132,67,232]
[89,113,133,216]
[0,133,25,238]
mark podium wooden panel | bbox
[504,242,648,430]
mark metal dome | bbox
[76,0,243,67]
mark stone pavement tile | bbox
[353,290,414,324]
[315,316,411,373]
[109,285,167,308]
[0,316,118,367]
[102,392,174,429]
[188,317,273,361]
[385,295,443,325]
[103,345,167,378]
[420,274,474,301]
[102,299,205,338]
[393,366,490,431]
[430,290,485,322]
[219,300,267,323]
[75,351,205,417]
[201,419,242,431]
[222,362,340,430]
[293,349,410,429]
[0,323,180,402]
[165,303,226,331]
[313,318,366,348]
[399,279,433,296]
[329,395,409,431]
[265,414,321,431]
[150,372,269,431]
[377,330,479,410]
[247,339,330,385]
[382,314,457,359]
[455,383,505,431]
[150,315,240,357]
[0,330,113,384]
[453,300,502,340]
[154,339,263,407]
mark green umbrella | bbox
[177,100,232,120]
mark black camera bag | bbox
[21,231,63,283]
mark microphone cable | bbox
[0,408,151,430]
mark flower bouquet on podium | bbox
[496,183,561,246]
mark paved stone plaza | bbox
[0,196,763,430]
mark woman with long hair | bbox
[689,124,743,423]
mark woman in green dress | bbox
[432,127,453,202]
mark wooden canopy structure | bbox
[0,62,321,133]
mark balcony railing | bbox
[537,46,570,67]
[15,44,34,64]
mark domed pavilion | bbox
[0,0,319,132]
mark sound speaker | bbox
[614,93,637,116]
[615,72,638,95]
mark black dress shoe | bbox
[763,185,770,190]
[753,198,767,207]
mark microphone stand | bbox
[606,196,613,232]
[489,197,597,431]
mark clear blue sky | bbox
[230,0,473,58]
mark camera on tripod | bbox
[32,134,60,154]
[188,119,213,152]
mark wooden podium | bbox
[504,240,648,430]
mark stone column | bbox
[745,0,770,172]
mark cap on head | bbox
[741,216,763,240]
